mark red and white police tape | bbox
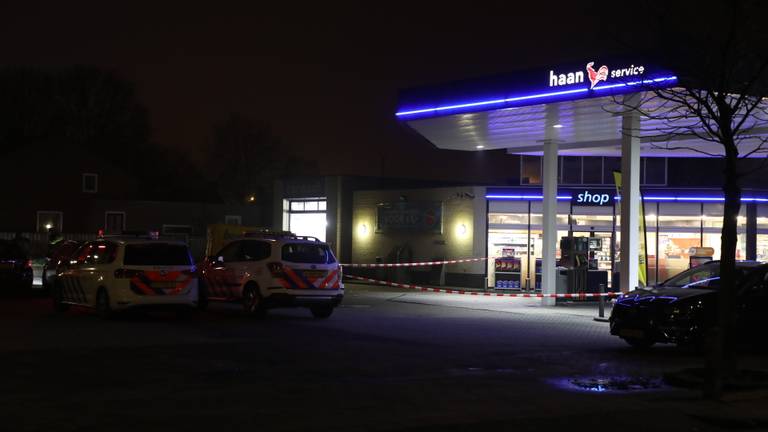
[341,257,490,268]
[344,274,621,298]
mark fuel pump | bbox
[559,236,589,293]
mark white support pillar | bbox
[541,104,560,305]
[541,139,558,305]
[620,94,641,293]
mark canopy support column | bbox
[541,107,559,305]
[620,94,641,293]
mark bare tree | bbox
[607,0,768,398]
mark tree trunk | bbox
[706,146,741,399]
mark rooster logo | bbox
[586,62,609,89]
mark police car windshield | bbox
[281,243,335,264]
[123,243,192,266]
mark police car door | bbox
[61,242,95,305]
[240,240,272,293]
[206,241,245,300]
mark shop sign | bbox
[549,61,646,90]
[573,190,613,206]
[376,201,443,233]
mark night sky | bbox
[3,1,610,182]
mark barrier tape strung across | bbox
[341,257,490,268]
[344,274,622,298]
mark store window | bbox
[488,213,529,225]
[529,213,570,226]
[703,233,747,261]
[757,234,768,262]
[571,213,613,229]
[603,157,621,185]
[656,203,702,282]
[488,229,531,290]
[614,215,659,287]
[658,232,700,281]
[645,232,658,286]
[658,203,701,228]
[520,156,667,186]
[560,156,582,184]
[758,205,768,229]
[702,203,747,229]
[520,156,542,185]
[582,157,603,184]
[702,203,748,261]
[644,158,667,185]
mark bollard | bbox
[597,283,605,318]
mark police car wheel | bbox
[52,282,69,312]
[96,288,112,319]
[310,305,334,319]
[242,285,266,318]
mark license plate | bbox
[0,263,13,270]
[300,270,326,279]
[619,329,645,339]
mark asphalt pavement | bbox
[0,283,766,431]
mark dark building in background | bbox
[1,147,261,258]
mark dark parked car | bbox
[41,240,82,291]
[0,239,33,291]
[610,260,767,348]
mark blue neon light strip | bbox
[486,194,573,200]
[590,76,678,92]
[485,194,768,203]
[396,76,678,118]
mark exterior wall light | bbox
[552,124,564,128]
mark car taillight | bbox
[114,269,141,278]
[25,260,33,268]
[267,262,284,277]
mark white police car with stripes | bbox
[53,235,199,318]
[199,232,343,318]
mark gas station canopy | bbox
[394,56,768,298]
[396,58,767,157]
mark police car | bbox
[52,234,199,318]
[199,231,343,318]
